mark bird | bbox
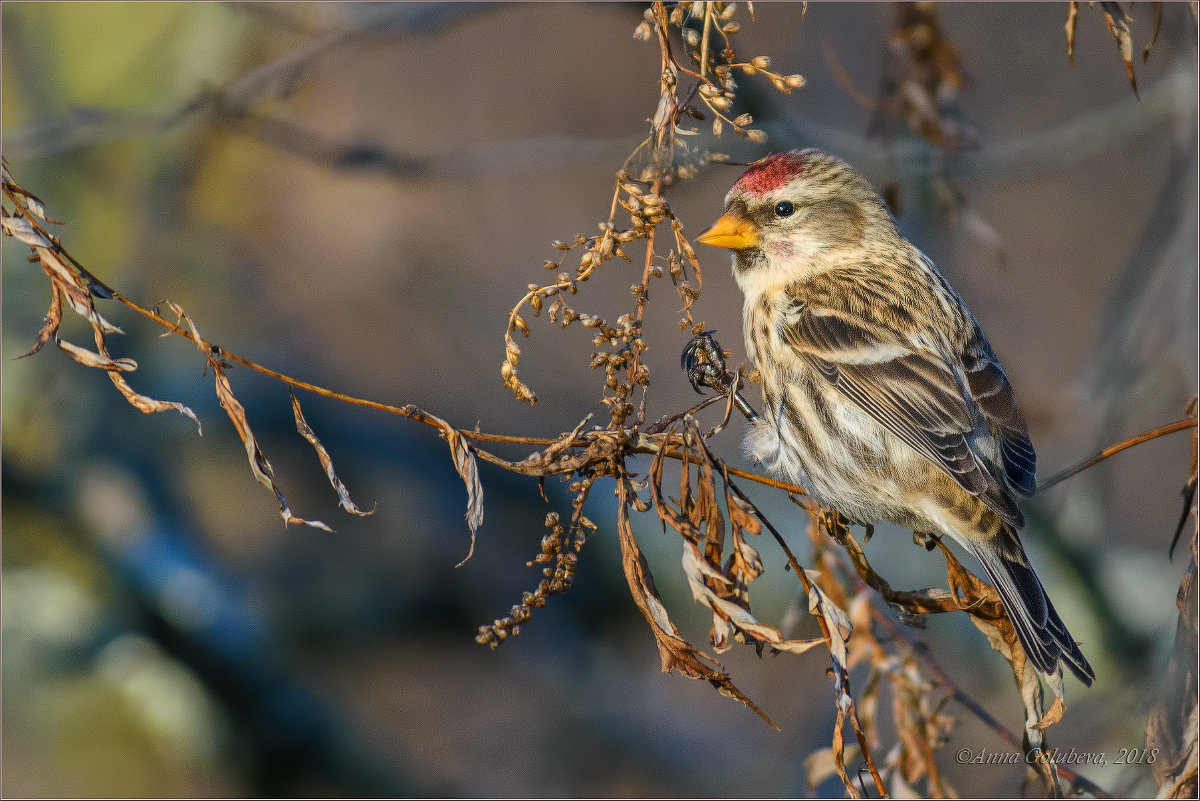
[696,148,1094,686]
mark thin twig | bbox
[1037,417,1197,493]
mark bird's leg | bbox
[816,507,850,539]
[912,530,941,551]
[681,331,759,422]
[862,522,875,544]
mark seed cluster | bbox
[501,1,806,418]
[476,482,597,649]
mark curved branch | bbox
[1037,416,1197,493]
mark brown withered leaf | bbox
[169,302,330,531]
[55,337,137,371]
[382,403,484,566]
[445,425,484,567]
[803,744,863,793]
[2,213,50,247]
[616,478,778,730]
[1144,2,1163,63]
[290,390,375,517]
[807,567,853,683]
[57,303,204,434]
[1036,694,1066,730]
[846,592,882,672]
[85,308,202,434]
[651,425,819,656]
[891,654,952,796]
[19,283,63,359]
[803,562,870,797]
[213,363,332,532]
[38,247,123,334]
[1065,1,1079,64]
[1100,1,1138,95]
[682,540,826,655]
[103,367,202,434]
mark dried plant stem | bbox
[699,2,714,80]
[867,605,1112,799]
[112,280,813,494]
[629,173,662,427]
[1037,417,1198,493]
[722,478,887,798]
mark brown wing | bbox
[961,326,1037,497]
[785,302,1031,526]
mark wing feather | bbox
[786,303,1032,524]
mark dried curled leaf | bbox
[104,366,202,435]
[616,477,777,730]
[681,540,825,655]
[1069,1,1148,96]
[19,283,63,359]
[38,247,123,334]
[446,424,484,566]
[171,303,330,531]
[2,214,50,247]
[1100,1,1138,96]
[803,744,863,793]
[216,364,333,531]
[55,337,137,371]
[290,390,375,517]
[1065,1,1079,64]
[25,252,202,433]
[650,422,817,655]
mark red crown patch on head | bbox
[733,151,807,197]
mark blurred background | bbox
[2,2,1196,797]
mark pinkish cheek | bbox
[767,240,794,259]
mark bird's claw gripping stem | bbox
[681,331,758,422]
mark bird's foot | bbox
[681,331,758,421]
[912,530,941,551]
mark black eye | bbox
[774,200,795,217]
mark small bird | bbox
[697,148,1094,686]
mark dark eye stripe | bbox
[774,200,795,217]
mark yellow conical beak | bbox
[696,209,760,250]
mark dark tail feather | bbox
[965,536,1095,687]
